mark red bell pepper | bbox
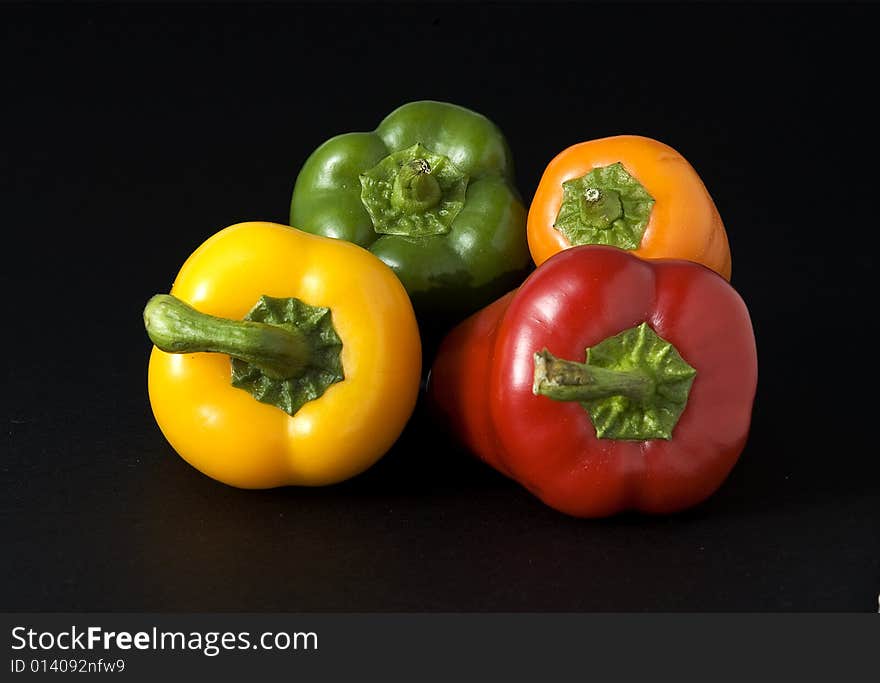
[429,246,757,517]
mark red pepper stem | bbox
[532,348,655,404]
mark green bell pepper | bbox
[290,101,529,317]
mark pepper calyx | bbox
[231,296,344,416]
[553,162,654,250]
[359,143,469,237]
[532,322,696,440]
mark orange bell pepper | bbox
[527,136,731,279]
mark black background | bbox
[2,2,877,612]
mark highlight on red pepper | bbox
[428,246,757,517]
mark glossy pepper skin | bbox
[145,222,421,489]
[290,100,529,317]
[528,136,732,279]
[429,246,757,517]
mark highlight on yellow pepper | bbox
[143,222,422,488]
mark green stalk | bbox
[553,162,654,250]
[144,294,310,380]
[359,142,469,237]
[532,349,654,404]
[530,323,697,440]
[390,158,442,213]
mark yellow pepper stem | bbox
[143,294,310,380]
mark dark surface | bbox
[2,3,877,612]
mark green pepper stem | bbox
[391,158,442,213]
[144,294,311,380]
[532,348,655,404]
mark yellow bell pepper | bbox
[143,221,421,488]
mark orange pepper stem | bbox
[143,294,311,380]
[580,187,623,227]
[553,162,654,250]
